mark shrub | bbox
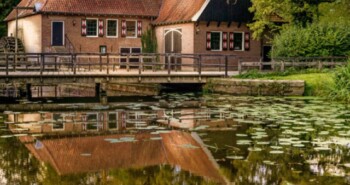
[141,28,157,54]
[272,23,350,58]
[328,61,350,102]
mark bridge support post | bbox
[26,83,32,100]
[96,83,108,105]
[95,83,100,98]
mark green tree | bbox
[318,0,350,24]
[0,0,20,37]
[271,23,350,57]
[248,0,335,39]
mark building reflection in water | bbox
[4,109,234,184]
[6,108,235,133]
[18,131,227,184]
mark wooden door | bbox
[165,29,182,70]
[52,22,64,46]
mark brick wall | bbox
[42,15,153,53]
[194,22,261,58]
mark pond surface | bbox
[0,94,350,185]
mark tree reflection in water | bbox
[1,95,350,184]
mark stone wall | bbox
[207,78,305,96]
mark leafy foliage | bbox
[319,0,350,25]
[328,61,350,102]
[248,0,291,40]
[235,67,329,79]
[248,0,333,39]
[0,0,20,37]
[271,23,350,57]
[141,28,157,54]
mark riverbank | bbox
[205,69,334,96]
[258,73,333,96]
[206,78,305,96]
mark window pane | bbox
[126,21,136,37]
[100,46,107,53]
[108,113,117,129]
[86,114,98,130]
[120,48,130,54]
[234,33,243,51]
[86,20,97,36]
[107,20,117,37]
[211,32,221,50]
[53,113,64,130]
[131,48,141,53]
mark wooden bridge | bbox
[0,53,244,84]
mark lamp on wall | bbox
[72,20,77,26]
[196,27,200,34]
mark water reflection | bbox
[1,95,350,184]
[4,108,235,134]
[19,131,226,184]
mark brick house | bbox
[5,0,266,60]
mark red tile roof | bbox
[21,131,226,183]
[153,0,207,25]
[6,0,162,21]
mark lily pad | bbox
[226,156,244,160]
[270,150,284,154]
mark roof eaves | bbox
[4,12,41,22]
[43,11,158,18]
[191,0,211,22]
[152,20,193,26]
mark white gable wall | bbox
[7,15,42,53]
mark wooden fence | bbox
[238,56,348,74]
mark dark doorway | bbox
[52,22,64,46]
[263,46,272,70]
[165,29,182,70]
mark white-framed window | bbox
[86,113,98,130]
[210,32,222,51]
[108,112,118,130]
[106,19,118,37]
[233,32,244,51]
[52,113,65,131]
[126,20,137,38]
[86,19,98,37]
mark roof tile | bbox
[6,0,162,21]
[154,0,207,24]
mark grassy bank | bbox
[234,62,350,102]
[260,73,333,96]
[234,69,334,96]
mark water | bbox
[0,94,350,185]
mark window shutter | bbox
[121,20,126,37]
[98,20,104,37]
[244,32,250,51]
[81,19,87,36]
[222,32,228,50]
[206,32,211,50]
[229,32,234,50]
[137,20,142,37]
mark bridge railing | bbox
[0,53,242,77]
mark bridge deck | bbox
[0,70,237,76]
[0,70,238,84]
[0,53,243,84]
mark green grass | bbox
[260,73,334,96]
